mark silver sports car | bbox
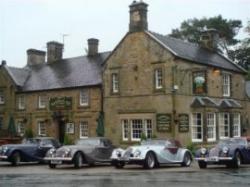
[44,137,114,169]
[111,139,192,169]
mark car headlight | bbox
[134,150,141,157]
[222,146,229,154]
[2,146,8,153]
[116,150,122,157]
[48,148,56,155]
[63,148,71,157]
[201,148,207,155]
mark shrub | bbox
[63,134,74,145]
[24,128,34,139]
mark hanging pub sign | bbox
[156,113,172,132]
[49,97,72,110]
[178,114,189,132]
[193,71,207,94]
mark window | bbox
[80,89,89,106]
[219,113,230,139]
[80,121,88,138]
[0,91,5,104]
[17,121,25,136]
[223,74,231,97]
[233,113,241,137]
[191,113,203,142]
[122,119,129,141]
[193,72,207,94]
[207,113,216,142]
[131,119,153,141]
[18,95,25,110]
[155,69,163,89]
[38,121,46,136]
[145,119,153,139]
[38,96,46,109]
[112,73,119,93]
[66,123,74,134]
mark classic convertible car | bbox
[44,137,115,169]
[0,137,60,166]
[195,137,250,169]
[111,139,192,169]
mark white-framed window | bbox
[122,119,129,141]
[0,91,5,104]
[145,119,153,139]
[191,113,203,142]
[18,95,25,110]
[38,121,46,136]
[112,73,119,93]
[223,74,231,97]
[80,121,88,138]
[207,113,216,142]
[233,113,241,137]
[131,119,153,141]
[155,68,163,89]
[219,113,230,139]
[80,89,89,106]
[38,96,46,109]
[17,121,25,136]
[66,123,74,134]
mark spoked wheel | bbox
[181,153,192,167]
[144,152,156,169]
[198,161,207,169]
[11,152,21,166]
[114,161,125,169]
[74,152,83,169]
[230,151,241,169]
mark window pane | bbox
[155,69,163,89]
[122,119,129,141]
[80,89,89,106]
[131,119,143,141]
[223,74,231,97]
[233,113,241,137]
[80,121,88,138]
[207,113,216,141]
[219,113,230,139]
[112,73,119,93]
[38,121,46,136]
[192,113,203,142]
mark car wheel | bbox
[114,161,125,169]
[74,152,83,169]
[231,151,241,169]
[49,163,56,169]
[198,161,207,169]
[11,151,21,166]
[181,152,192,167]
[144,152,156,169]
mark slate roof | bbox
[246,81,250,98]
[4,52,110,92]
[147,31,246,74]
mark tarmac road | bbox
[0,162,250,187]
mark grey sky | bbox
[0,0,249,67]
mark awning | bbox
[190,97,217,108]
[219,99,242,109]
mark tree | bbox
[169,15,242,53]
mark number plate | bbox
[51,160,62,164]
[205,157,219,162]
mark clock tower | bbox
[129,0,148,32]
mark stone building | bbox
[0,39,109,143]
[0,1,249,146]
[103,1,250,146]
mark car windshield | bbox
[141,140,170,146]
[218,138,246,146]
[76,139,100,146]
[22,138,40,144]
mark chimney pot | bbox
[87,38,99,56]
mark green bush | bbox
[63,134,74,145]
[24,128,34,138]
[140,132,147,141]
[186,142,196,156]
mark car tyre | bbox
[114,161,125,169]
[11,151,21,166]
[74,152,83,169]
[198,161,207,169]
[231,151,241,169]
[49,163,56,169]
[181,152,192,167]
[144,152,156,169]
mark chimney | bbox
[1,60,6,66]
[87,38,99,56]
[47,41,63,63]
[27,49,46,66]
[129,0,148,32]
[200,29,219,51]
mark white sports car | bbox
[111,139,192,169]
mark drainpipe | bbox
[171,65,177,138]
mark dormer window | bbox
[18,95,25,110]
[223,74,231,97]
[0,91,5,104]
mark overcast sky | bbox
[0,0,249,67]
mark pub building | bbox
[0,1,250,146]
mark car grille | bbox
[209,148,220,157]
[123,148,132,158]
[56,150,67,157]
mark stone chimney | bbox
[27,49,46,66]
[129,0,148,32]
[87,38,99,56]
[47,41,64,63]
[200,29,219,51]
